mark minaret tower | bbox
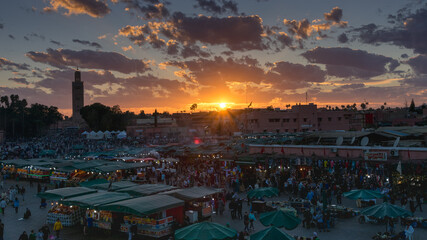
[72,69,84,120]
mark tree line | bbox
[0,94,63,139]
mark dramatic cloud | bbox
[0,57,30,71]
[43,0,111,18]
[407,54,427,74]
[26,48,149,74]
[302,47,399,78]
[266,61,326,89]
[194,0,238,15]
[72,39,102,48]
[283,7,347,46]
[119,0,169,20]
[9,77,29,85]
[119,13,268,51]
[354,7,427,54]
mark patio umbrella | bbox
[250,227,294,240]
[175,222,237,240]
[259,210,301,230]
[247,187,279,199]
[343,189,384,200]
[361,202,412,219]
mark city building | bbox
[244,103,363,133]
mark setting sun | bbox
[219,103,227,109]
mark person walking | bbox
[0,199,6,215]
[404,222,414,240]
[0,219,4,240]
[53,218,63,239]
[29,230,36,240]
[13,197,19,213]
[243,212,249,232]
[19,231,29,240]
[41,225,50,240]
[36,229,43,240]
[248,211,256,231]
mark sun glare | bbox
[219,103,227,109]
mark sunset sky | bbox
[1,0,427,116]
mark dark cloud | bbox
[267,61,326,89]
[8,77,29,85]
[27,33,45,41]
[0,23,3,29]
[24,36,29,41]
[338,33,348,43]
[334,83,365,91]
[43,0,111,18]
[324,7,346,25]
[50,40,63,46]
[0,57,30,71]
[401,53,409,58]
[407,54,427,74]
[354,7,427,54]
[302,47,399,78]
[119,0,169,20]
[8,34,15,40]
[26,48,149,74]
[181,45,211,58]
[72,39,102,48]
[194,0,238,15]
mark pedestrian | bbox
[29,230,36,240]
[249,211,256,230]
[41,225,50,240]
[0,199,6,215]
[415,194,423,212]
[243,212,249,232]
[0,219,4,240]
[53,218,63,238]
[19,231,29,240]
[404,222,414,240]
[36,229,43,240]
[13,197,19,213]
[21,186,25,201]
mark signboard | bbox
[364,152,387,161]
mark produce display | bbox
[50,171,69,181]
[70,170,92,182]
[47,205,81,226]
[86,209,113,229]
[121,216,174,238]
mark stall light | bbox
[386,178,389,182]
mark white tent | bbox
[95,131,104,139]
[87,131,97,139]
[104,130,112,139]
[81,131,89,135]
[117,131,127,139]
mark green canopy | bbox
[61,191,131,209]
[175,221,237,240]
[162,187,222,201]
[247,187,279,199]
[361,202,412,219]
[343,189,384,200]
[39,150,55,156]
[250,227,294,240]
[72,145,84,150]
[72,161,105,171]
[79,179,109,187]
[91,181,138,191]
[117,184,177,197]
[37,187,97,200]
[259,210,301,230]
[99,195,183,216]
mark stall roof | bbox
[72,161,105,170]
[161,187,223,201]
[117,184,177,197]
[91,181,138,191]
[99,195,183,216]
[61,191,132,208]
[37,187,97,200]
[79,179,109,187]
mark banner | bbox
[364,152,387,161]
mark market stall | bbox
[47,204,81,226]
[61,191,132,230]
[90,181,138,191]
[99,195,184,238]
[38,187,97,200]
[161,187,222,221]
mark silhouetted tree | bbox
[409,99,416,112]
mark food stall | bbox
[61,191,132,230]
[47,204,81,226]
[161,187,223,221]
[99,195,184,238]
[90,181,138,191]
[50,171,70,182]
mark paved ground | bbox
[2,179,426,239]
